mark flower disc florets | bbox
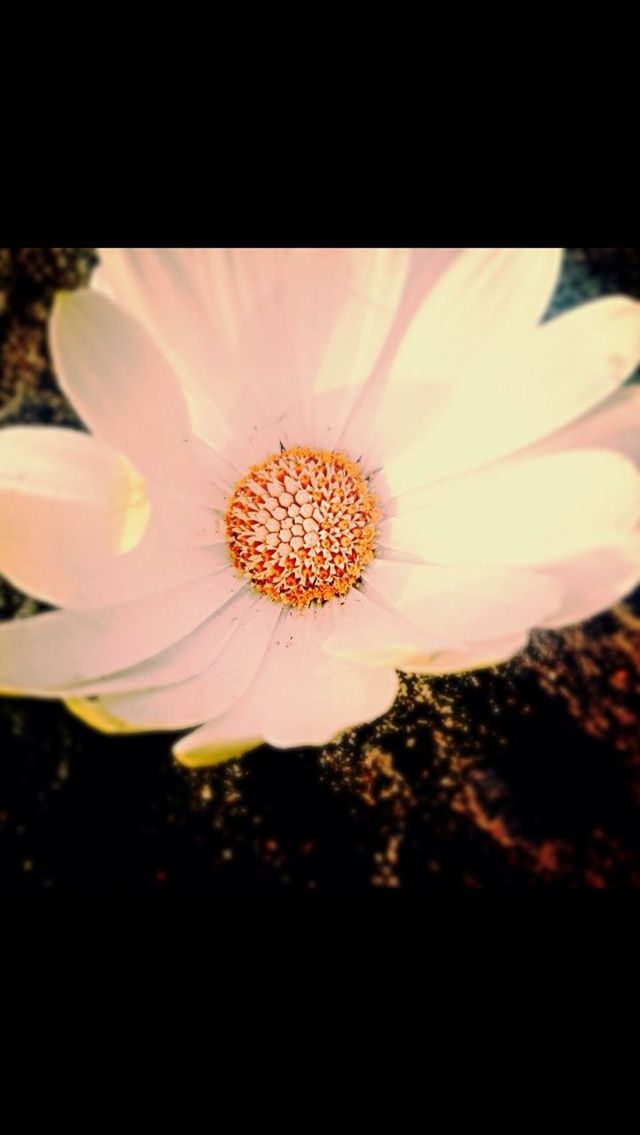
[225,446,381,606]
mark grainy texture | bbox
[1,247,640,893]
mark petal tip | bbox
[64,697,138,735]
[173,735,263,769]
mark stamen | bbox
[225,446,381,607]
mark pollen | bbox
[225,446,381,607]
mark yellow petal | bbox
[64,697,148,734]
[173,736,263,769]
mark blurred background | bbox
[2,247,640,893]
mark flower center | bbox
[225,446,380,607]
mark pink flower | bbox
[1,248,640,768]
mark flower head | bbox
[1,248,640,768]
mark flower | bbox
[1,247,640,769]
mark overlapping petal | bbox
[174,604,399,762]
[59,588,256,697]
[0,569,244,694]
[381,294,640,495]
[534,535,640,628]
[0,425,149,606]
[257,612,399,748]
[519,384,640,467]
[50,290,211,494]
[73,594,282,731]
[323,561,562,668]
[393,632,529,676]
[382,449,640,566]
[93,248,241,419]
[226,247,410,448]
[385,248,562,385]
[94,248,411,459]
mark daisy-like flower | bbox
[1,248,640,769]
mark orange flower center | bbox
[225,447,381,607]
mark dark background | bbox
[2,247,640,893]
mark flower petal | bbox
[94,249,410,458]
[227,248,409,447]
[0,569,244,693]
[55,587,255,697]
[329,250,466,466]
[93,248,240,419]
[382,294,640,496]
[64,696,151,735]
[259,609,399,748]
[334,379,451,471]
[303,248,410,445]
[0,424,228,608]
[320,586,452,669]
[385,248,562,387]
[172,706,266,768]
[197,248,292,355]
[536,535,640,628]
[0,426,150,606]
[87,596,282,730]
[324,560,561,666]
[176,606,400,759]
[173,727,263,769]
[382,449,640,566]
[396,632,528,675]
[200,605,399,750]
[519,384,640,467]
[94,249,293,419]
[49,290,207,493]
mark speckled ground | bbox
[2,247,640,893]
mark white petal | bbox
[176,604,400,760]
[263,657,398,749]
[15,542,227,612]
[197,248,292,353]
[228,248,409,445]
[383,294,640,496]
[396,632,529,675]
[93,248,241,423]
[331,250,465,466]
[322,562,558,667]
[383,295,640,494]
[88,596,282,730]
[189,435,238,499]
[60,587,256,697]
[403,249,463,309]
[385,248,562,387]
[382,449,640,566]
[49,290,207,493]
[254,606,399,748]
[50,506,226,611]
[94,249,409,459]
[331,378,451,472]
[355,560,560,648]
[304,248,410,445]
[0,424,227,608]
[0,426,149,606]
[519,384,640,467]
[0,569,244,693]
[536,535,640,628]
[320,586,451,669]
